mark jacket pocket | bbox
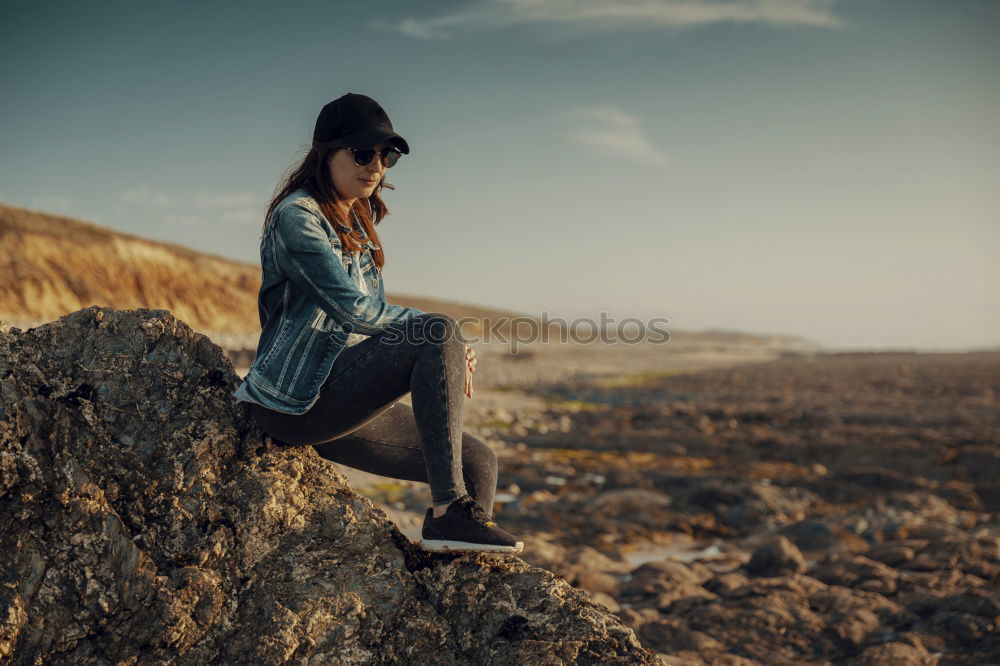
[258,316,294,372]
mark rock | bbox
[515,534,567,574]
[831,466,936,493]
[660,651,746,666]
[0,307,663,664]
[575,570,621,597]
[854,640,936,665]
[936,480,985,511]
[865,544,917,567]
[492,408,514,424]
[896,590,945,617]
[681,585,826,663]
[702,572,750,598]
[637,618,724,654]
[907,520,967,542]
[618,561,716,613]
[584,590,621,613]
[745,536,806,576]
[688,480,818,531]
[929,609,997,648]
[562,544,630,574]
[709,655,760,666]
[726,573,827,601]
[778,519,839,552]
[687,481,745,508]
[809,552,899,595]
[807,585,915,647]
[585,488,672,513]
[623,561,707,593]
[950,446,1000,508]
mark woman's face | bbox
[327,141,391,203]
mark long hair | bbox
[261,142,391,270]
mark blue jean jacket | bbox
[233,188,425,414]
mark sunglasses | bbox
[345,146,402,169]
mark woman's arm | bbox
[271,203,424,336]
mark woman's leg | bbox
[248,312,472,507]
[312,401,499,517]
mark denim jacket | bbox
[233,188,425,414]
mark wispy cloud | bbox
[29,196,73,214]
[194,191,262,225]
[376,0,844,40]
[119,185,171,207]
[218,208,260,225]
[117,187,262,225]
[164,214,201,226]
[194,192,256,209]
[566,105,670,166]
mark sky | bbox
[1,0,998,351]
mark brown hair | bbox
[261,143,390,270]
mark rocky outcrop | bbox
[0,306,661,664]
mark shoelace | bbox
[460,497,497,527]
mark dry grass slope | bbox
[0,203,261,335]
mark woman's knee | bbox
[462,434,498,475]
[413,312,467,352]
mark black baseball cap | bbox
[312,93,410,154]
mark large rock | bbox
[0,307,662,664]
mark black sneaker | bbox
[419,495,524,554]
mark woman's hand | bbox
[465,343,477,398]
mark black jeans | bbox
[248,313,497,514]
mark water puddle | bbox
[620,536,731,568]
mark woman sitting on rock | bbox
[233,92,522,554]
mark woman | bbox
[233,92,523,554]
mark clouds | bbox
[194,193,256,209]
[27,195,74,214]
[119,185,171,207]
[117,186,262,226]
[164,214,202,226]
[196,192,260,225]
[378,0,844,40]
[565,105,670,166]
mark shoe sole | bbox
[418,538,524,554]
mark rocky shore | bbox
[4,307,996,664]
[336,342,1000,664]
